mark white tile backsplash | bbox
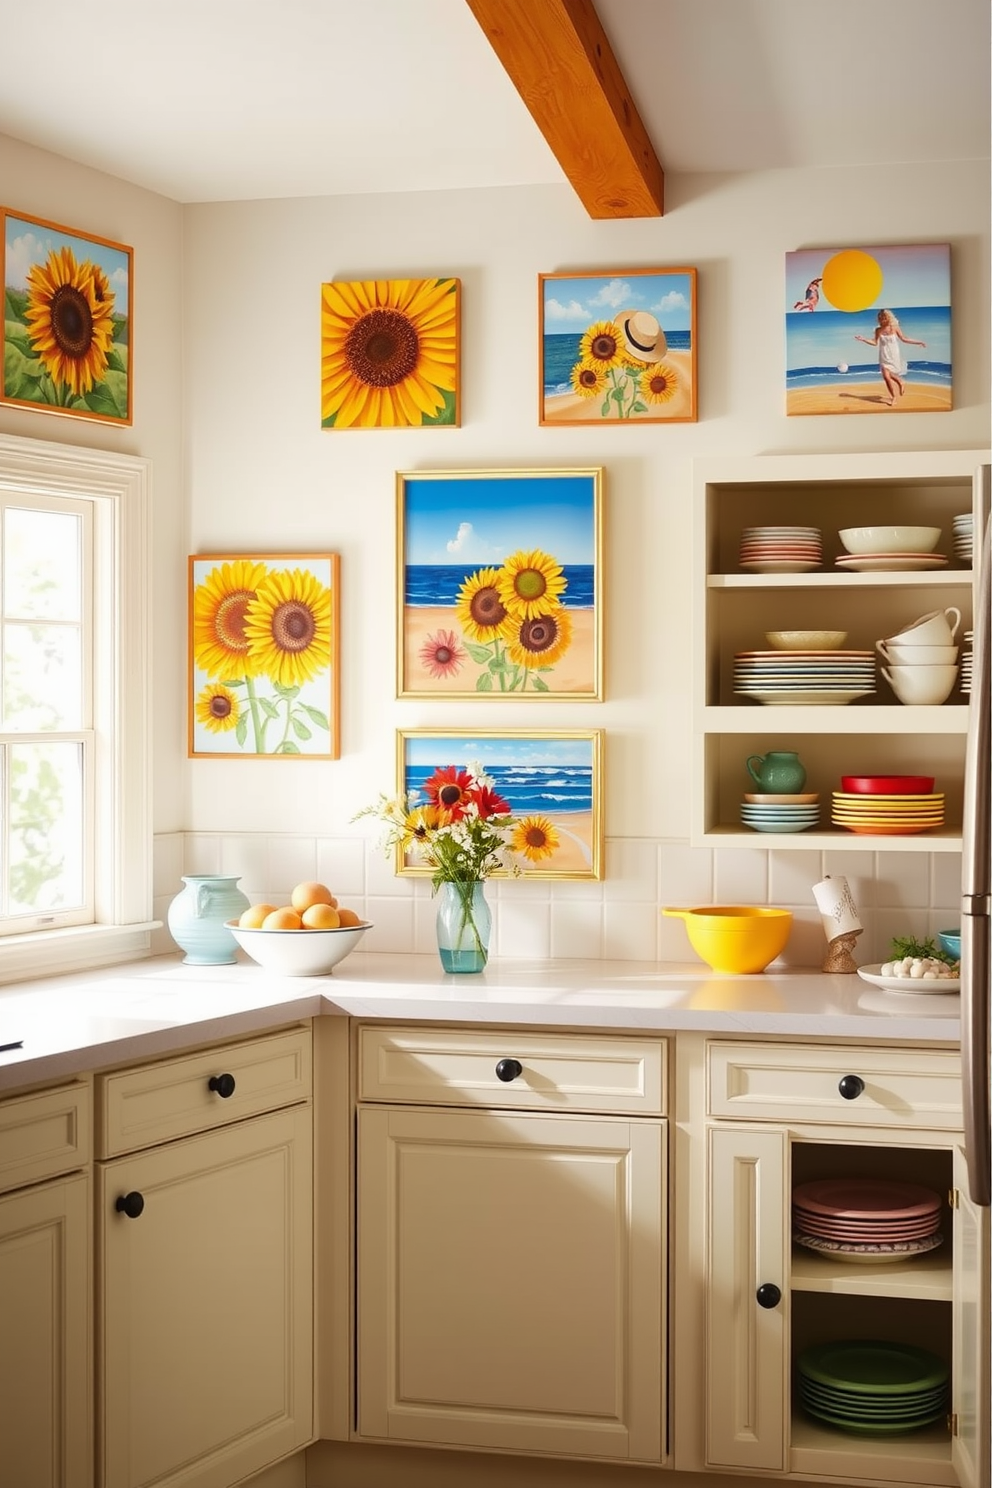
[156,833,963,967]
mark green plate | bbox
[801,1402,948,1436]
[798,1340,949,1395]
[799,1383,949,1418]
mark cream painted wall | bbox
[182,161,990,845]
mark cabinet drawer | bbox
[359,1027,667,1114]
[96,1026,312,1157]
[707,1042,961,1130]
[0,1081,91,1193]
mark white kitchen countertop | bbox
[0,950,962,1094]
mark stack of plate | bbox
[733,649,875,706]
[739,526,822,574]
[952,513,973,565]
[831,790,944,835]
[796,1340,950,1436]
[793,1178,944,1263]
[835,551,948,573]
[741,792,820,833]
[962,629,973,694]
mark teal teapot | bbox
[745,751,807,794]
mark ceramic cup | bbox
[885,607,962,648]
[876,639,959,666]
[881,662,959,706]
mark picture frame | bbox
[396,728,604,881]
[397,467,603,699]
[320,276,460,428]
[188,553,340,759]
[538,267,696,425]
[1,207,133,425]
[786,244,951,415]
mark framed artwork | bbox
[320,276,460,428]
[538,267,696,425]
[1,207,133,425]
[786,244,951,415]
[397,729,604,880]
[188,553,340,758]
[397,468,603,699]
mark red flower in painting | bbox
[473,785,511,820]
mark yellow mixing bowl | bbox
[662,905,793,974]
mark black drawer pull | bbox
[115,1191,145,1220]
[756,1282,781,1309]
[838,1074,865,1101]
[495,1058,523,1083]
[208,1072,236,1099]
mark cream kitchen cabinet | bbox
[691,449,989,851]
[0,1078,93,1488]
[355,1025,668,1463]
[673,1035,989,1488]
[95,1026,314,1488]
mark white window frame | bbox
[0,431,154,983]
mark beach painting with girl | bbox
[539,268,696,424]
[786,244,951,415]
[396,468,603,700]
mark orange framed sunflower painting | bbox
[320,277,460,428]
[397,468,603,700]
[1,208,132,424]
[539,267,696,425]
[189,554,340,759]
[397,729,604,881]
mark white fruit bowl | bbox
[226,919,371,976]
[838,525,940,555]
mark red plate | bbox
[840,775,935,794]
[792,1179,942,1220]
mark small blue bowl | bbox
[938,929,961,960]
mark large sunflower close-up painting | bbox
[2,208,133,424]
[320,276,460,428]
[189,553,340,758]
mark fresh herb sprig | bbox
[889,934,957,967]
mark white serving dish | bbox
[838,525,941,555]
[227,919,371,975]
[857,963,960,994]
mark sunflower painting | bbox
[2,208,132,425]
[188,553,340,758]
[397,469,603,700]
[320,277,460,428]
[539,267,696,425]
[398,729,604,880]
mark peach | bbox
[262,906,304,930]
[301,902,341,929]
[290,880,337,914]
[239,903,278,929]
[336,907,362,927]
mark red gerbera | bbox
[421,765,474,819]
[419,628,466,680]
[473,784,511,819]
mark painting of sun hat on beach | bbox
[786,244,951,416]
[539,267,696,425]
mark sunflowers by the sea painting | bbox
[320,277,460,428]
[1,208,132,425]
[188,554,340,758]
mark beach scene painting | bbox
[786,245,951,415]
[397,468,602,699]
[539,268,696,424]
[398,729,604,880]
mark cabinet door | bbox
[952,1144,991,1488]
[0,1173,92,1488]
[98,1106,312,1488]
[357,1106,664,1462]
[706,1125,788,1472]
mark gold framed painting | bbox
[397,467,603,699]
[189,553,340,758]
[539,267,696,425]
[396,728,604,881]
[1,207,133,425]
[320,276,460,428]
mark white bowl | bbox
[881,663,959,706]
[886,606,961,647]
[838,525,941,555]
[765,630,847,651]
[227,919,370,975]
[876,640,958,666]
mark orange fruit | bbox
[262,906,304,930]
[290,880,337,914]
[239,903,278,929]
[336,907,362,927]
[301,902,341,929]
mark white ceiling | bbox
[0,0,988,204]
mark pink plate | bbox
[792,1179,942,1221]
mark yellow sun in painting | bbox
[821,250,884,313]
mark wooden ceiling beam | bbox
[465,0,664,219]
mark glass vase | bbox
[435,880,491,974]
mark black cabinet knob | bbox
[756,1282,781,1309]
[208,1072,236,1099]
[115,1191,145,1219]
[838,1074,865,1101]
[495,1058,523,1083]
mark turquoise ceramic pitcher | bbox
[745,751,807,794]
[167,875,250,965]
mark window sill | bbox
[0,922,162,987]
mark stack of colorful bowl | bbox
[831,775,943,836]
[741,792,820,833]
[738,525,822,573]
